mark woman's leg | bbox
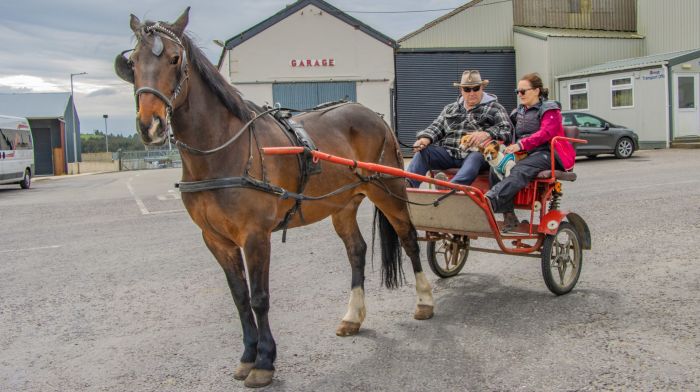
[406,145,459,188]
[485,152,551,213]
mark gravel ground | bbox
[1,149,699,391]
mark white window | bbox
[611,77,634,108]
[569,82,588,110]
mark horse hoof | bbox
[244,368,274,388]
[414,304,434,320]
[234,362,255,381]
[335,320,361,336]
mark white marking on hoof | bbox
[414,272,434,307]
[341,286,366,324]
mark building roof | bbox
[514,26,644,40]
[0,92,72,120]
[398,0,485,43]
[558,48,700,79]
[223,0,397,51]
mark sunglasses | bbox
[462,86,481,93]
[515,88,534,95]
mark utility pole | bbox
[70,72,87,172]
[103,114,109,152]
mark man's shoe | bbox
[502,212,519,232]
[433,172,450,190]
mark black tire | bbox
[586,154,598,159]
[541,222,582,295]
[427,233,469,278]
[614,137,634,159]
[19,169,31,189]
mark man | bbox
[406,70,513,188]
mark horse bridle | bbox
[118,22,189,126]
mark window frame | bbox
[568,81,589,111]
[610,76,634,109]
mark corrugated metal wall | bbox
[399,0,513,49]
[272,82,357,109]
[395,51,516,155]
[513,0,635,31]
[549,36,644,87]
[637,0,700,55]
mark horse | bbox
[115,8,434,388]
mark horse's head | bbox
[115,8,191,145]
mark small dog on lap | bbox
[459,134,516,179]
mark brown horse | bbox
[116,8,433,388]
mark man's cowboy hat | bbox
[453,70,489,87]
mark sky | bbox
[0,0,469,136]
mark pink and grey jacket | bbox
[513,102,576,171]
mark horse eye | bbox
[170,55,180,65]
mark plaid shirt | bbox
[416,94,513,159]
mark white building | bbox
[558,49,700,148]
[217,0,396,123]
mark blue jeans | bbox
[406,145,488,188]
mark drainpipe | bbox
[662,63,670,148]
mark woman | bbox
[485,73,576,231]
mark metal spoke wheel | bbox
[427,233,469,278]
[541,222,582,295]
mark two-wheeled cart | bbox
[263,134,590,295]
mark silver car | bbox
[562,111,640,159]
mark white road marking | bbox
[0,245,62,254]
[126,176,185,215]
[126,177,150,215]
[157,193,181,200]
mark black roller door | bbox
[32,128,53,175]
[395,50,516,155]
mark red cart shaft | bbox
[262,146,485,200]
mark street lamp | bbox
[103,114,109,153]
[70,72,87,172]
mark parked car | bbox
[562,111,639,159]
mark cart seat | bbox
[536,170,577,181]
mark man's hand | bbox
[467,131,490,147]
[413,137,431,152]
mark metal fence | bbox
[115,149,182,171]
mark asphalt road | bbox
[1,149,699,391]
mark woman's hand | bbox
[504,143,521,154]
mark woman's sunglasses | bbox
[515,88,534,95]
[462,86,481,93]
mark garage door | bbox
[272,82,356,110]
[395,50,516,155]
[32,128,53,175]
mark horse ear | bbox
[171,7,190,36]
[130,14,141,32]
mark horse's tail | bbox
[372,207,405,289]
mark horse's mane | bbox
[141,20,253,123]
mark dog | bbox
[460,134,517,180]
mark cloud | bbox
[87,88,119,97]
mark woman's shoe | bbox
[502,212,519,232]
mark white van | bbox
[0,115,35,189]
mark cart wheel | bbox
[541,222,582,295]
[427,233,469,278]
